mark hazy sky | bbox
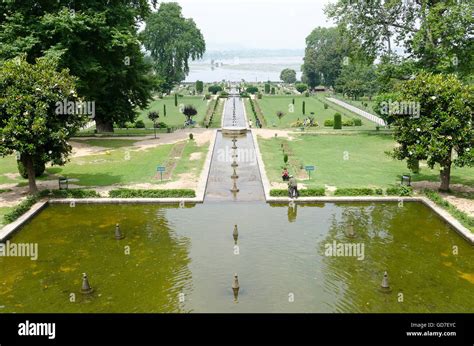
[172,0,335,50]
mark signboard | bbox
[157,166,166,181]
[305,165,315,180]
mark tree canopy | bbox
[280,68,297,84]
[141,2,206,93]
[0,56,88,193]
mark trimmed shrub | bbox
[264,83,271,94]
[324,119,334,127]
[270,188,325,197]
[324,103,329,109]
[246,86,259,94]
[334,188,374,196]
[208,85,223,95]
[4,194,40,223]
[342,119,354,126]
[196,80,204,93]
[333,113,342,129]
[189,133,194,140]
[386,185,413,196]
[109,189,196,198]
[302,101,306,115]
[134,120,146,128]
[220,91,229,98]
[271,87,276,95]
[204,94,211,100]
[353,118,362,126]
[257,92,262,99]
[174,93,178,106]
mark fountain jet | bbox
[81,273,94,294]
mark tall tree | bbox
[387,72,473,191]
[0,1,156,133]
[335,63,377,100]
[0,56,88,193]
[141,2,206,93]
[325,0,473,79]
[302,27,355,89]
[280,68,297,84]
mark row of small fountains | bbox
[80,225,390,299]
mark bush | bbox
[342,119,354,126]
[375,188,383,195]
[305,92,310,97]
[155,122,168,129]
[334,188,375,196]
[208,85,223,95]
[353,118,362,126]
[264,83,271,94]
[48,189,100,198]
[204,94,211,100]
[295,83,308,93]
[386,185,413,196]
[135,120,146,128]
[270,188,325,197]
[246,86,259,94]
[4,194,40,223]
[283,153,288,164]
[324,103,329,109]
[189,133,194,140]
[271,87,276,95]
[324,119,334,127]
[220,91,229,98]
[109,189,196,198]
[257,92,262,99]
[333,113,342,129]
[240,92,249,98]
[17,159,45,179]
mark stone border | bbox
[0,200,48,242]
[195,129,218,201]
[251,130,272,200]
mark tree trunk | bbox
[23,155,38,194]
[95,117,114,133]
[439,163,451,192]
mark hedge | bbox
[3,194,40,224]
[109,189,196,198]
[270,188,325,197]
[386,185,413,196]
[334,188,375,196]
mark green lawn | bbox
[0,139,208,188]
[249,95,377,130]
[137,96,211,128]
[258,133,474,189]
[331,93,377,115]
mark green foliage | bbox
[334,188,375,196]
[134,120,146,128]
[208,85,223,95]
[0,56,87,193]
[386,185,413,197]
[324,119,334,127]
[109,189,196,198]
[280,69,297,84]
[335,63,377,99]
[296,83,308,94]
[246,86,259,94]
[270,188,325,197]
[271,87,276,95]
[324,103,329,109]
[189,133,194,140]
[17,159,45,179]
[264,83,271,94]
[196,80,204,94]
[333,113,342,129]
[342,119,354,126]
[283,153,288,164]
[0,2,155,133]
[353,118,362,126]
[388,72,473,191]
[163,104,167,117]
[175,93,178,106]
[219,91,229,98]
[302,101,306,115]
[4,195,40,224]
[142,3,205,93]
[257,93,262,99]
[148,111,160,125]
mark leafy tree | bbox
[182,105,197,125]
[148,111,159,138]
[388,72,473,191]
[141,2,206,93]
[0,1,156,133]
[333,113,342,130]
[276,111,285,124]
[246,86,259,94]
[196,80,204,94]
[0,56,88,193]
[296,83,308,94]
[208,85,222,95]
[325,0,473,80]
[280,69,297,84]
[335,63,377,100]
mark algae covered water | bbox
[0,202,472,313]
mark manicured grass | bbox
[0,155,20,184]
[72,139,139,148]
[44,139,206,187]
[258,133,474,189]
[136,96,210,128]
[252,95,375,130]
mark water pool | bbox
[0,201,472,313]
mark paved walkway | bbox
[326,97,386,126]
